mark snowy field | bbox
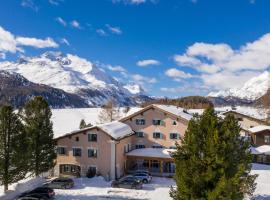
[1,164,270,200]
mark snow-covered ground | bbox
[54,176,174,200]
[1,164,270,200]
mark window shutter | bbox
[177,134,180,140]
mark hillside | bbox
[0,70,89,108]
[0,52,149,107]
[142,96,213,109]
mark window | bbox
[172,121,177,126]
[88,149,97,158]
[264,135,270,143]
[152,145,163,149]
[153,132,162,139]
[57,147,66,155]
[75,136,79,142]
[237,117,243,121]
[136,119,145,125]
[170,133,180,140]
[135,144,145,149]
[73,148,82,157]
[88,133,97,142]
[153,119,163,126]
[136,132,144,138]
[169,146,177,149]
[124,144,130,153]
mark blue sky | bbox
[0,0,270,97]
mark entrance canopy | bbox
[250,145,270,155]
[126,148,176,160]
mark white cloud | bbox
[96,29,107,36]
[0,26,58,56]
[21,0,39,12]
[106,24,122,35]
[165,68,193,79]
[132,74,157,84]
[48,0,63,5]
[201,71,260,90]
[136,59,160,67]
[107,65,127,73]
[16,37,58,48]
[70,20,81,29]
[60,38,70,46]
[55,17,67,26]
[112,0,147,5]
[173,32,270,90]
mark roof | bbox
[120,104,193,122]
[55,121,134,141]
[153,104,193,121]
[97,121,134,140]
[126,148,176,159]
[248,125,270,133]
[222,110,268,123]
[250,145,270,155]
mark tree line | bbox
[0,96,56,192]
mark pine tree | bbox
[20,96,56,176]
[170,107,257,200]
[79,119,86,129]
[0,106,28,192]
[98,99,120,123]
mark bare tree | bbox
[98,99,120,123]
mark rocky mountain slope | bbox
[0,70,89,108]
[0,52,150,107]
[208,71,270,106]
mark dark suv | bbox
[111,176,143,189]
[44,177,74,189]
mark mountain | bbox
[0,70,89,108]
[208,71,270,106]
[0,52,149,107]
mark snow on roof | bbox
[153,104,193,120]
[126,148,176,159]
[250,145,270,155]
[249,125,270,133]
[97,121,133,140]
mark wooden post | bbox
[160,160,163,174]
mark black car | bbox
[111,176,143,189]
[17,193,50,200]
[44,177,74,189]
[18,187,55,199]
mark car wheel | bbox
[143,179,148,184]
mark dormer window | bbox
[172,121,177,126]
[136,119,145,125]
[153,119,164,126]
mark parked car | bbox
[133,172,152,183]
[111,176,143,189]
[17,193,50,200]
[135,170,151,176]
[44,177,74,189]
[17,187,54,200]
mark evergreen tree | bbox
[79,119,87,129]
[171,107,257,200]
[0,106,28,192]
[20,96,56,176]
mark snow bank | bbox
[126,148,176,159]
[0,176,44,200]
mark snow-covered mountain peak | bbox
[208,71,270,100]
[0,51,119,93]
[0,51,150,106]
